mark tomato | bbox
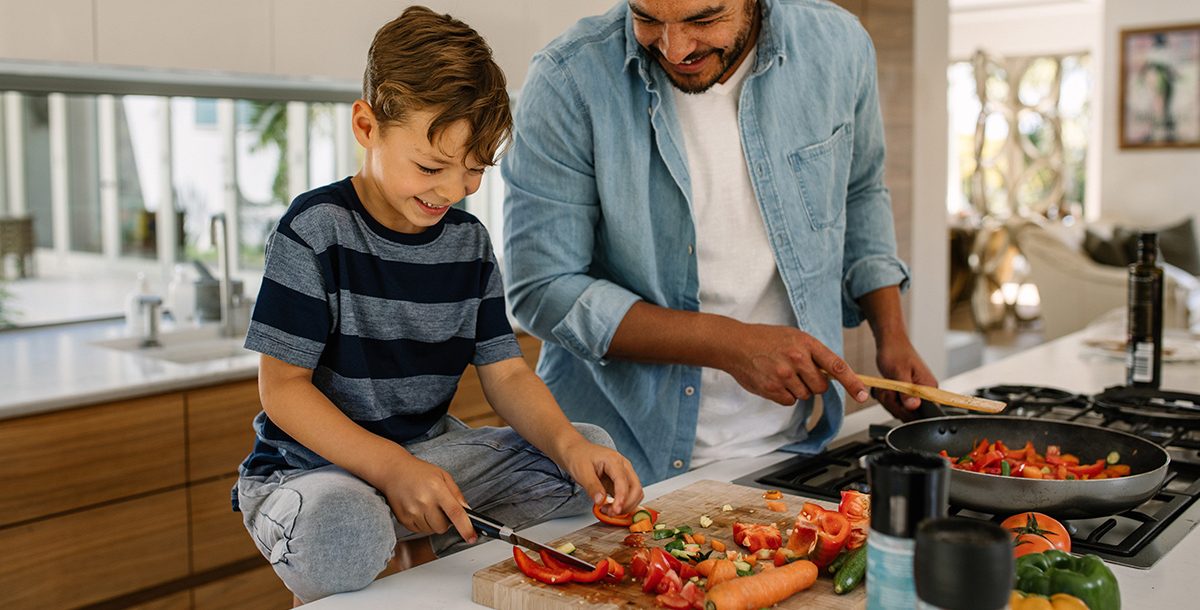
[655,568,683,595]
[655,591,691,609]
[1001,512,1071,554]
[642,549,674,594]
[679,581,706,609]
[732,522,783,553]
[678,562,699,581]
[630,548,651,578]
[623,533,645,548]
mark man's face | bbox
[629,0,759,94]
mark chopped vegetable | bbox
[592,502,659,527]
[513,547,572,585]
[1015,550,1120,610]
[707,559,739,588]
[653,527,678,540]
[786,503,850,569]
[941,439,1132,480]
[693,533,707,545]
[762,490,784,500]
[765,500,787,512]
[721,504,733,512]
[699,515,714,528]
[623,533,646,548]
[555,542,576,555]
[732,522,783,553]
[710,539,726,552]
[629,518,654,533]
[704,559,819,610]
[1106,451,1120,465]
[833,546,867,594]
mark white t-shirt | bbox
[672,52,807,469]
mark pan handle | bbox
[916,400,947,420]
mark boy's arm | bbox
[476,356,643,515]
[258,354,476,541]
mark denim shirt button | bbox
[672,459,684,469]
[687,244,694,255]
[684,386,695,396]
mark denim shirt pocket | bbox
[787,123,853,231]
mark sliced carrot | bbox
[628,519,653,533]
[765,500,787,512]
[694,533,707,545]
[695,558,718,577]
[707,559,738,589]
[744,554,758,567]
[683,533,696,545]
[711,539,726,552]
[763,490,784,500]
[705,559,818,610]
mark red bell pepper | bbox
[513,547,572,585]
[1067,459,1107,478]
[798,502,851,568]
[592,503,659,527]
[838,490,871,550]
[642,548,673,593]
[538,550,610,584]
[732,522,783,553]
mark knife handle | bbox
[463,506,504,540]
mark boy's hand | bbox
[379,455,477,544]
[556,439,644,516]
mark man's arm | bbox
[607,302,870,406]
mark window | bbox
[21,94,52,248]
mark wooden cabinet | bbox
[0,489,190,609]
[189,476,260,573]
[185,380,261,482]
[191,565,292,610]
[0,393,185,527]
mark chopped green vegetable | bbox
[674,525,694,535]
[1106,451,1120,465]
[555,542,576,555]
[653,528,677,540]
[654,523,668,530]
[1001,461,1011,476]
[664,538,686,552]
[732,560,752,573]
[631,509,653,523]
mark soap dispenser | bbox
[125,272,152,334]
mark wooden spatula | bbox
[856,374,1006,413]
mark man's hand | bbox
[554,438,644,516]
[378,454,477,544]
[721,323,871,406]
[874,336,938,422]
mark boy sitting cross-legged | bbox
[233,6,642,603]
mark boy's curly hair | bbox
[363,6,511,165]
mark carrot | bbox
[704,560,819,610]
[694,533,707,545]
[695,558,718,577]
[743,553,757,567]
[684,533,696,545]
[707,559,738,589]
[628,519,653,533]
[710,539,726,552]
[765,500,787,512]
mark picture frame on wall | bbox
[1119,23,1200,149]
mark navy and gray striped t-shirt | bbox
[238,177,522,480]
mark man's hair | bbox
[363,6,511,165]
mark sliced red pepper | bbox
[513,547,572,585]
[604,558,626,583]
[799,502,851,569]
[592,503,658,527]
[786,518,819,555]
[537,551,610,584]
[659,547,682,573]
[1067,459,1106,477]
[732,522,782,553]
[678,562,699,581]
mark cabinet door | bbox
[187,380,261,481]
[190,475,261,572]
[0,393,186,526]
[0,489,189,609]
[192,564,292,610]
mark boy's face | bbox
[629,0,759,94]
[352,102,486,234]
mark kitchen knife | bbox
[463,506,597,572]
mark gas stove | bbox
[734,385,1200,569]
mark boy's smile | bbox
[351,105,486,234]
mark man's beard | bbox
[655,2,756,94]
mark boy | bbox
[234,6,642,603]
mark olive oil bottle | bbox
[1126,232,1163,388]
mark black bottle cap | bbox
[915,518,1014,610]
[865,450,949,538]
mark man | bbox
[502,0,935,484]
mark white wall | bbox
[1099,0,1200,226]
[0,0,616,90]
[950,1,1100,60]
[913,0,951,378]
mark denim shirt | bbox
[502,0,910,484]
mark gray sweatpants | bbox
[236,416,610,602]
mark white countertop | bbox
[307,329,1200,609]
[0,320,258,420]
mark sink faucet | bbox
[210,213,236,338]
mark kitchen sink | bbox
[91,325,251,364]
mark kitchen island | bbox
[306,327,1200,609]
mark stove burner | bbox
[974,384,1090,414]
[1093,386,1200,430]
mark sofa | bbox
[1014,219,1200,341]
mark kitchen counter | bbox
[306,328,1200,609]
[0,319,258,420]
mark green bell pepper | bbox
[1015,550,1120,610]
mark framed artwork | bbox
[1119,23,1200,149]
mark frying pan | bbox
[885,415,1171,518]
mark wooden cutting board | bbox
[472,479,867,609]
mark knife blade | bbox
[463,506,597,572]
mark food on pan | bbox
[939,439,1132,480]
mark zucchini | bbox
[653,528,678,540]
[555,542,576,555]
[664,538,686,552]
[631,509,653,523]
[732,560,752,576]
[828,551,849,575]
[834,546,867,595]
[674,525,694,535]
